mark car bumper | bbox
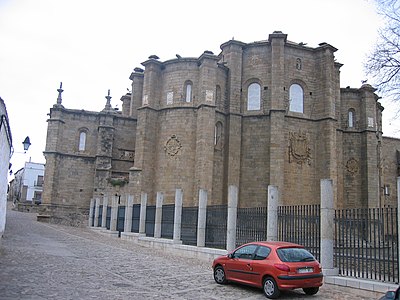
[277,273,323,289]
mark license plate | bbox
[297,267,313,273]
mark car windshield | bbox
[276,247,315,262]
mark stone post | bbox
[227,185,238,252]
[397,177,400,280]
[267,185,279,241]
[154,192,163,238]
[110,195,118,232]
[139,193,147,235]
[94,198,100,227]
[124,195,134,233]
[197,189,208,247]
[101,196,108,229]
[173,189,183,243]
[88,198,94,227]
[320,179,338,275]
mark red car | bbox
[212,241,323,299]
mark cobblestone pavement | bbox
[0,205,386,300]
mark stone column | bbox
[320,179,338,275]
[173,189,183,243]
[154,192,163,238]
[110,196,118,232]
[124,195,134,233]
[139,193,147,235]
[226,185,238,252]
[94,198,100,227]
[88,198,94,227]
[197,189,208,247]
[101,196,108,229]
[267,186,279,241]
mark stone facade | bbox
[0,97,12,238]
[42,32,400,225]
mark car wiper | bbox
[300,257,314,262]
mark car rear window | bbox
[276,247,316,262]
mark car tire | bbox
[303,287,319,295]
[213,266,227,284]
[263,277,280,299]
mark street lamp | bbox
[22,136,31,152]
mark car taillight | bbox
[274,264,290,272]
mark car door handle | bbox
[247,263,253,271]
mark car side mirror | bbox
[384,291,396,300]
[227,253,233,259]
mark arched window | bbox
[247,83,261,111]
[184,81,193,103]
[289,84,304,113]
[78,131,87,151]
[216,85,221,105]
[348,109,355,128]
[214,121,223,148]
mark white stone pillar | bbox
[110,195,118,231]
[101,196,108,228]
[197,189,208,247]
[267,185,279,241]
[320,179,338,275]
[124,195,134,233]
[397,176,400,282]
[139,193,147,235]
[227,185,238,252]
[88,198,94,227]
[173,189,183,243]
[94,198,100,227]
[154,192,164,238]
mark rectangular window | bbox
[36,175,44,187]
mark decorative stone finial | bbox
[56,82,63,105]
[105,89,112,110]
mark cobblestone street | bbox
[0,205,386,299]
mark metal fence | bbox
[278,205,320,261]
[335,207,399,283]
[131,204,140,233]
[98,205,103,227]
[161,204,174,239]
[236,207,267,247]
[145,205,156,237]
[206,205,227,249]
[106,206,111,230]
[181,206,198,246]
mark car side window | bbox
[232,245,257,259]
[254,246,271,260]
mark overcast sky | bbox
[1,0,398,179]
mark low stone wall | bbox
[37,204,89,227]
[15,202,41,213]
[91,229,228,263]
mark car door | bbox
[224,244,257,284]
[246,246,272,287]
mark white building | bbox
[0,98,12,240]
[9,161,45,204]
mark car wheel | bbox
[263,277,280,299]
[213,266,227,284]
[303,287,319,295]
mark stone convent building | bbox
[42,31,400,225]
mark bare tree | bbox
[365,0,400,101]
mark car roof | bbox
[246,241,304,249]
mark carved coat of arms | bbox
[289,131,311,165]
[164,135,182,157]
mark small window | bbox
[348,109,355,128]
[254,246,271,260]
[184,81,193,103]
[277,247,315,262]
[289,84,304,113]
[232,244,257,259]
[36,175,44,187]
[216,85,221,105]
[79,131,87,151]
[247,83,261,111]
[214,122,223,148]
